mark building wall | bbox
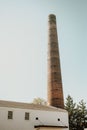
[0,107,69,130]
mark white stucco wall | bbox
[0,107,69,130]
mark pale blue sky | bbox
[0,0,87,104]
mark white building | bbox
[0,100,69,130]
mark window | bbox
[8,111,13,119]
[58,118,60,121]
[36,117,38,120]
[25,112,29,120]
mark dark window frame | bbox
[8,111,13,119]
[25,112,29,120]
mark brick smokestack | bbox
[47,14,64,109]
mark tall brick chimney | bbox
[47,14,64,109]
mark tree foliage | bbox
[33,97,47,105]
[65,95,87,130]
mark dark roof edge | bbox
[34,125,68,128]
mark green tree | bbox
[65,95,87,130]
[65,95,76,130]
[76,100,87,130]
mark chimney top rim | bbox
[48,14,56,18]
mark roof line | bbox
[34,125,68,128]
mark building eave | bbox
[34,125,68,128]
[0,100,67,112]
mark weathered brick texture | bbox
[47,14,64,108]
